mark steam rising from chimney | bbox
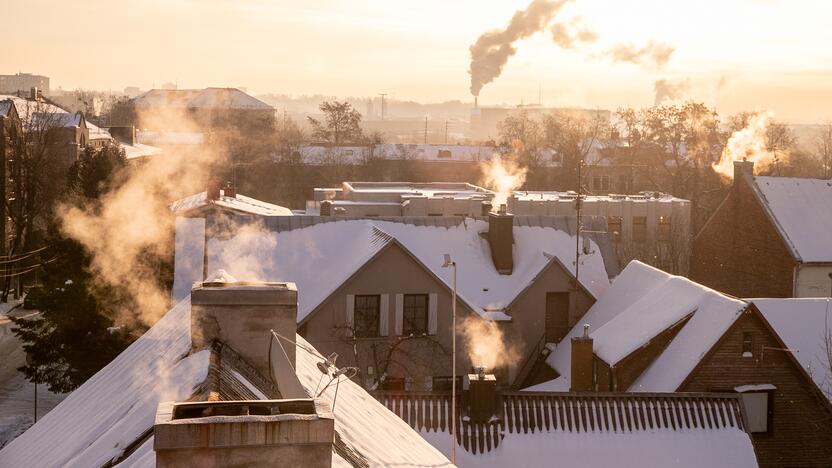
[653,78,690,105]
[458,316,519,371]
[479,155,527,212]
[468,0,570,97]
[712,111,783,179]
[608,41,675,67]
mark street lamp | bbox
[441,254,457,465]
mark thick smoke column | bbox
[469,0,570,97]
[653,78,690,105]
[712,111,783,179]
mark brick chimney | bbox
[570,324,594,392]
[191,280,298,383]
[206,181,221,201]
[320,200,332,216]
[487,205,514,275]
[223,181,236,198]
[154,399,334,468]
[733,159,754,185]
[465,367,498,423]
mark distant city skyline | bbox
[3,0,832,122]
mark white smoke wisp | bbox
[57,106,221,326]
[653,78,690,105]
[712,111,782,179]
[210,220,277,282]
[550,18,598,49]
[608,40,674,68]
[479,155,527,211]
[458,316,520,371]
[469,0,570,97]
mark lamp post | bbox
[442,254,457,465]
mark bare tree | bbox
[307,101,364,146]
[816,123,832,179]
[543,110,609,191]
[497,110,545,167]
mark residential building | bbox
[0,73,49,95]
[171,201,618,390]
[130,87,275,133]
[0,99,20,261]
[691,160,832,297]
[526,261,832,468]
[0,276,452,467]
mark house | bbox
[130,87,275,133]
[0,276,452,467]
[172,207,617,391]
[691,160,832,297]
[525,261,832,467]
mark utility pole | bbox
[378,93,387,121]
[574,159,584,293]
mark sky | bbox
[2,0,831,122]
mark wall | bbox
[681,309,832,468]
[795,264,832,297]
[691,175,796,298]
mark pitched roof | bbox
[381,391,758,468]
[0,298,451,468]
[751,176,832,262]
[132,88,273,110]
[170,191,294,217]
[172,217,612,322]
[526,261,747,392]
[753,298,832,400]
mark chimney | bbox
[154,399,334,468]
[464,367,498,423]
[223,181,236,198]
[570,324,594,392]
[320,200,332,216]
[488,209,514,275]
[108,126,136,146]
[207,180,221,201]
[191,280,298,383]
[29,87,39,101]
[733,159,754,185]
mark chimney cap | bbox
[582,323,590,338]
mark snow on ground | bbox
[177,218,608,322]
[0,301,66,449]
[754,176,832,262]
[525,261,746,392]
[419,427,758,468]
[754,298,832,399]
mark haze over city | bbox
[4,0,832,121]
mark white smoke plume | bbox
[653,78,691,105]
[609,40,675,68]
[469,0,571,97]
[479,155,527,211]
[712,111,784,179]
[458,316,520,371]
[550,19,598,49]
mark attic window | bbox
[742,332,753,357]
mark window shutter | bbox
[428,293,438,335]
[379,294,389,336]
[345,294,355,337]
[394,294,404,335]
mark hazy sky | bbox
[3,0,831,122]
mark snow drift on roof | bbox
[754,176,832,262]
[180,219,609,322]
[526,261,746,392]
[171,191,294,216]
[754,298,832,400]
[0,299,204,468]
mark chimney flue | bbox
[733,159,754,185]
[570,324,594,392]
[487,210,514,275]
[206,181,221,201]
[465,371,498,423]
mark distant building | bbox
[130,87,275,133]
[691,161,832,297]
[0,73,49,95]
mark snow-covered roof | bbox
[122,143,163,160]
[132,88,273,110]
[171,191,294,217]
[752,176,832,262]
[392,392,758,468]
[753,298,832,400]
[173,218,611,322]
[0,299,451,468]
[136,130,205,146]
[526,261,747,392]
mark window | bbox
[354,295,380,338]
[592,175,610,191]
[742,332,753,357]
[632,216,647,242]
[658,216,671,242]
[403,294,428,335]
[438,149,452,159]
[607,216,623,243]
